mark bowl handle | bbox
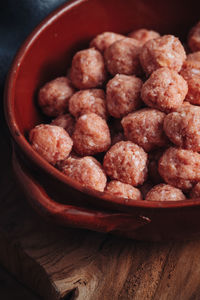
[13,150,150,235]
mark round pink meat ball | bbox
[104,37,142,76]
[38,77,74,117]
[106,74,142,118]
[158,147,200,190]
[140,35,186,75]
[121,108,168,152]
[164,105,200,151]
[72,113,111,156]
[29,124,73,165]
[188,21,200,52]
[59,155,107,192]
[145,184,186,201]
[190,182,200,198]
[105,180,142,200]
[128,28,160,46]
[187,51,200,62]
[51,113,75,136]
[69,89,107,120]
[70,48,107,89]
[141,67,188,113]
[90,32,124,53]
[180,60,200,105]
[103,141,148,186]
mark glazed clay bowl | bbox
[4,0,200,241]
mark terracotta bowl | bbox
[4,0,200,241]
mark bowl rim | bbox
[4,0,200,210]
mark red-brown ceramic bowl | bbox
[4,0,200,241]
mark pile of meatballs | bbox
[29,21,200,202]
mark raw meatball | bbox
[29,124,73,165]
[121,108,168,152]
[105,180,142,200]
[188,21,200,52]
[187,51,200,62]
[190,182,200,198]
[38,77,74,117]
[164,105,200,151]
[180,60,200,105]
[141,67,188,113]
[145,184,186,201]
[104,37,142,76]
[148,148,165,184]
[128,28,160,46]
[140,35,186,75]
[158,147,200,190]
[90,32,124,53]
[51,113,75,136]
[59,155,107,192]
[70,48,107,89]
[106,74,142,118]
[182,101,192,107]
[69,89,107,119]
[72,113,111,155]
[103,141,148,186]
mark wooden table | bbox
[1,123,200,300]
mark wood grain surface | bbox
[1,127,200,300]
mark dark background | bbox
[0,0,68,136]
[0,1,68,299]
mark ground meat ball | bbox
[128,28,160,46]
[72,113,111,155]
[59,156,107,192]
[38,77,74,117]
[164,105,200,151]
[29,124,73,165]
[148,148,165,184]
[51,113,75,136]
[69,89,107,119]
[90,32,124,53]
[103,141,148,186]
[145,184,186,201]
[182,101,192,107]
[187,51,200,62]
[70,48,107,89]
[141,67,188,113]
[104,38,142,76]
[180,60,200,105]
[140,35,186,75]
[190,182,200,198]
[121,108,168,152]
[105,180,142,200]
[106,74,142,118]
[158,147,200,190]
[188,21,200,52]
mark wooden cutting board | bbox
[1,131,200,300]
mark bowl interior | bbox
[5,0,200,210]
